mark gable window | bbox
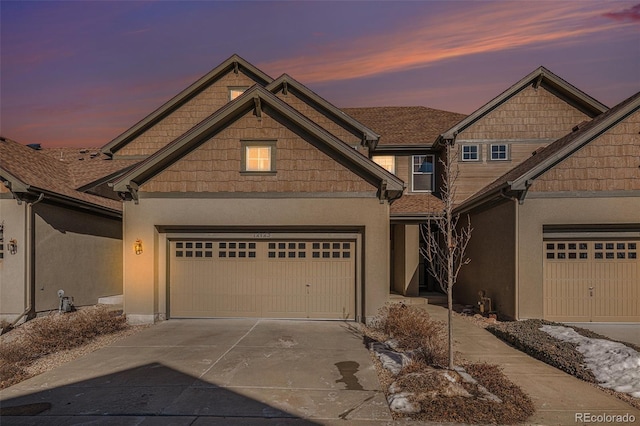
[241,141,276,173]
[412,155,434,192]
[461,145,480,161]
[490,144,509,161]
[373,155,396,174]
[229,87,248,101]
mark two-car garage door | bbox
[543,238,639,322]
[169,235,357,319]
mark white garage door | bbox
[543,239,639,322]
[169,237,356,319]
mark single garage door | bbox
[169,237,356,319]
[544,239,639,322]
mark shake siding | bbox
[459,85,591,140]
[531,110,640,193]
[454,85,593,202]
[0,185,9,194]
[117,71,258,157]
[140,110,376,193]
[275,91,366,154]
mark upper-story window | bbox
[490,144,509,161]
[412,155,434,192]
[229,87,249,101]
[241,141,276,173]
[373,155,396,174]
[461,144,480,161]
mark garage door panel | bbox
[170,237,356,319]
[544,239,639,322]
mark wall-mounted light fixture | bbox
[8,239,18,255]
[134,239,143,255]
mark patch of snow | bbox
[540,325,640,398]
[370,342,411,375]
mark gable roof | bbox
[266,74,380,144]
[0,138,122,215]
[112,85,404,200]
[101,54,274,156]
[343,106,466,148]
[436,66,609,146]
[456,91,640,213]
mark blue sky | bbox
[1,1,638,147]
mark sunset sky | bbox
[1,1,638,148]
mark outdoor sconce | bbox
[8,239,18,255]
[134,239,143,255]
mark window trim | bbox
[411,154,435,193]
[460,144,481,162]
[490,144,509,161]
[241,140,277,175]
[229,86,249,101]
[372,155,396,174]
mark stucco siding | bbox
[117,71,258,157]
[122,197,390,323]
[517,196,640,319]
[456,200,517,318]
[33,203,123,312]
[140,110,376,194]
[0,198,27,321]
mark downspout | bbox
[10,192,44,327]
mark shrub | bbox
[369,303,448,367]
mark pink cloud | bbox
[603,3,640,22]
[259,2,630,84]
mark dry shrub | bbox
[0,363,28,389]
[370,303,448,367]
[0,306,127,364]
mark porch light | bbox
[134,239,143,255]
[8,239,17,255]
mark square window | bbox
[343,243,350,250]
[579,253,588,259]
[229,252,236,258]
[629,252,637,259]
[195,251,203,258]
[617,243,626,250]
[595,252,603,259]
[219,242,227,249]
[205,251,213,258]
[629,243,637,250]
[323,243,330,249]
[249,252,256,258]
[288,242,296,250]
[462,145,479,161]
[239,252,246,258]
[298,243,306,249]
[186,242,193,249]
[268,252,276,258]
[195,242,203,249]
[568,243,576,250]
[239,242,246,249]
[313,243,320,249]
[606,243,614,250]
[279,242,286,249]
[219,252,227,258]
[568,253,577,259]
[547,253,555,259]
[558,243,566,250]
[176,251,183,257]
[606,252,614,259]
[312,252,320,258]
[298,252,306,258]
[288,252,295,258]
[244,145,273,172]
[229,87,248,101]
[546,243,554,250]
[490,144,508,160]
[595,243,603,250]
[229,243,236,249]
[372,155,396,174]
[579,243,588,250]
[617,252,626,259]
[278,252,286,258]
[412,155,434,192]
[333,243,340,249]
[269,243,276,249]
[186,251,193,257]
[343,252,350,258]
[558,253,566,259]
[322,252,330,258]
[332,252,340,258]
[205,242,213,249]
[249,243,256,249]
[176,242,183,249]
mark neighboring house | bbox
[454,92,640,322]
[102,55,403,324]
[0,138,134,323]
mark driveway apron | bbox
[0,319,392,425]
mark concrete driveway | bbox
[564,322,640,346]
[0,319,392,425]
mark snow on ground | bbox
[540,325,640,398]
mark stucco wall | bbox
[517,196,640,319]
[122,196,390,324]
[33,203,122,312]
[392,224,420,296]
[0,197,27,321]
[456,200,517,318]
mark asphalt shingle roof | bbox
[342,106,466,146]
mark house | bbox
[102,55,403,324]
[454,92,640,322]
[0,138,134,323]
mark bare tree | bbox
[420,140,472,369]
